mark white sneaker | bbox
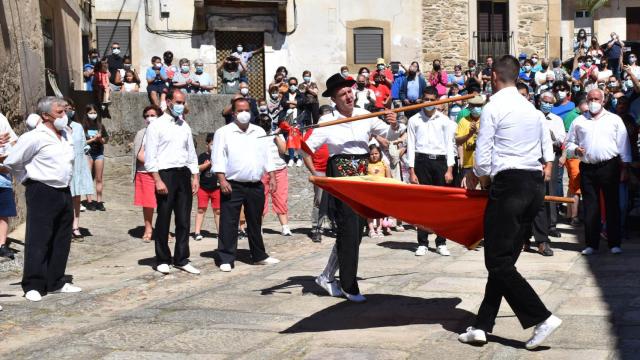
[174,263,201,274]
[25,290,42,302]
[296,159,303,167]
[156,263,171,274]
[80,205,86,212]
[288,159,294,167]
[437,245,451,256]
[315,275,343,297]
[581,247,595,256]
[611,246,622,254]
[193,233,203,241]
[255,257,280,265]
[525,315,562,350]
[415,245,428,256]
[52,283,82,293]
[342,290,367,303]
[458,326,487,344]
[281,225,292,236]
[219,263,232,272]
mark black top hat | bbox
[322,73,356,97]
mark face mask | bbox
[377,65,385,71]
[524,65,532,72]
[611,97,618,108]
[171,103,185,117]
[586,61,593,67]
[540,102,553,114]
[357,83,365,90]
[195,66,204,73]
[303,76,311,83]
[626,79,634,89]
[53,114,68,131]
[112,48,121,55]
[145,116,157,125]
[87,113,98,120]
[270,92,279,99]
[470,107,482,117]
[237,46,243,53]
[259,106,267,113]
[341,71,349,78]
[124,64,132,70]
[240,88,249,96]
[531,58,538,64]
[66,110,75,119]
[398,68,405,75]
[630,57,637,64]
[236,111,251,124]
[289,85,298,92]
[598,83,605,90]
[557,91,567,100]
[609,82,618,88]
[578,62,584,68]
[424,105,436,112]
[181,65,190,73]
[469,67,476,72]
[154,63,162,70]
[433,64,441,71]
[572,86,581,93]
[588,101,602,114]
[91,58,99,64]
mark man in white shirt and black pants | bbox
[458,56,562,349]
[2,97,81,302]
[145,89,201,275]
[407,86,456,257]
[304,73,401,303]
[565,88,630,255]
[212,98,280,272]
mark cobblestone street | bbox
[0,161,639,360]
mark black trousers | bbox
[217,180,268,265]
[475,170,551,332]
[532,181,553,244]
[154,167,192,266]
[414,153,447,247]
[22,181,73,293]
[580,157,621,249]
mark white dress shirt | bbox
[542,111,566,149]
[4,124,74,188]
[474,86,554,178]
[0,113,18,151]
[211,122,275,182]
[144,113,198,174]
[305,107,403,156]
[406,110,456,167]
[565,109,631,164]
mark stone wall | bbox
[0,0,46,232]
[421,0,470,69]
[517,1,549,57]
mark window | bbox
[353,27,383,64]
[575,10,591,18]
[96,19,131,58]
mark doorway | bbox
[477,0,510,66]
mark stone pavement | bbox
[0,160,639,360]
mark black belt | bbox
[581,156,620,167]
[23,179,70,192]
[416,153,446,161]
[228,180,261,186]
[159,167,190,172]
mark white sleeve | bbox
[3,133,39,173]
[445,120,456,167]
[541,116,554,163]
[407,119,417,168]
[186,129,199,174]
[473,107,495,177]
[143,123,160,172]
[211,129,228,174]
[565,119,579,157]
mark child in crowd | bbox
[94,59,111,105]
[121,70,140,93]
[285,111,302,167]
[367,144,391,238]
[193,133,221,241]
[448,85,463,122]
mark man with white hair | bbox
[1,97,81,302]
[566,88,631,255]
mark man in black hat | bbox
[302,73,401,303]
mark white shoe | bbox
[52,283,82,293]
[288,159,294,167]
[437,245,451,256]
[156,263,171,274]
[296,159,303,167]
[458,326,487,344]
[0,304,2,311]
[281,225,292,236]
[25,290,42,302]
[525,315,562,350]
[193,233,203,241]
[80,205,86,212]
[255,257,280,265]
[219,263,232,272]
[174,263,201,274]
[415,245,428,256]
[342,290,367,303]
[581,247,595,256]
[611,246,622,254]
[315,275,343,297]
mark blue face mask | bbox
[540,102,553,114]
[470,107,482,117]
[171,104,185,117]
[611,97,618,108]
[424,105,436,112]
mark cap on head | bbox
[518,53,527,60]
[376,58,385,65]
[468,95,486,106]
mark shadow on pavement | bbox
[280,294,473,334]
[376,240,417,252]
[199,249,255,266]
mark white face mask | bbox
[53,114,68,131]
[588,101,603,115]
[145,116,157,125]
[88,113,98,120]
[237,46,243,53]
[240,88,249,96]
[112,48,121,55]
[236,111,251,124]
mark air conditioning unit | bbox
[160,0,169,18]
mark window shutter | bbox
[96,20,131,58]
[354,27,383,64]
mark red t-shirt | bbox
[371,84,390,109]
[369,69,393,83]
[303,129,329,172]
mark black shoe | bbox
[548,229,561,238]
[95,202,106,211]
[538,242,554,256]
[523,239,533,252]
[85,201,96,211]
[0,244,15,260]
[311,228,322,243]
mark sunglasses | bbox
[112,47,120,49]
